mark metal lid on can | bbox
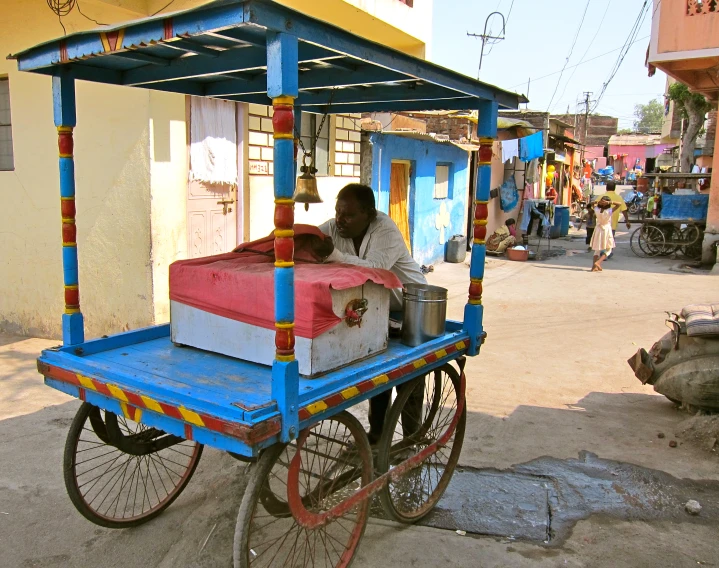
[402,283,448,301]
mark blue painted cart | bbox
[12,1,524,565]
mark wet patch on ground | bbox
[418,451,719,544]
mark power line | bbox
[151,0,177,17]
[550,0,611,112]
[510,34,649,89]
[592,0,650,111]
[546,0,592,111]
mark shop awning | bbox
[10,0,526,113]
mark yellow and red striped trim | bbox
[37,362,280,445]
[297,340,468,422]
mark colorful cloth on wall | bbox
[502,139,519,163]
[519,132,544,162]
[500,176,519,212]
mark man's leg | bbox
[368,391,392,445]
[397,377,425,439]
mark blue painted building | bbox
[361,132,470,266]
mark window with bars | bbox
[299,113,331,176]
[0,78,14,171]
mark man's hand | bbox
[625,222,632,229]
[309,235,334,260]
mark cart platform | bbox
[38,322,469,456]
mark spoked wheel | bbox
[679,224,703,261]
[234,411,372,568]
[630,228,647,257]
[376,363,466,523]
[637,225,666,257]
[64,402,203,528]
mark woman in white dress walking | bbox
[590,196,623,272]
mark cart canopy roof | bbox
[11,0,526,113]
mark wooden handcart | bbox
[12,1,524,565]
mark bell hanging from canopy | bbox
[294,153,322,211]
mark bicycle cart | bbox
[12,1,524,565]
[629,192,709,261]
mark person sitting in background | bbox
[545,185,558,204]
[487,219,517,254]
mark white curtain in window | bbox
[189,96,237,186]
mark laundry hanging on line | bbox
[519,131,543,162]
[501,139,519,163]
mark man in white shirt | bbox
[309,183,427,444]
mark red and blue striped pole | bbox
[54,72,84,346]
[464,100,498,355]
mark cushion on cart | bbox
[169,225,402,339]
[681,303,719,337]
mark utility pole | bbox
[580,91,594,165]
[467,12,506,79]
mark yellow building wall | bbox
[0,0,183,339]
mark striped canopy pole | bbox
[53,72,84,346]
[463,100,498,356]
[268,31,300,442]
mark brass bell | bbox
[294,153,322,211]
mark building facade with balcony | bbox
[648,0,719,265]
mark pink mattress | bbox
[169,226,402,339]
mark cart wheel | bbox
[64,402,203,528]
[376,363,466,523]
[638,225,665,257]
[629,228,648,258]
[679,224,702,261]
[234,411,372,568]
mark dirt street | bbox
[1,232,717,567]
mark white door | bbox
[187,97,244,257]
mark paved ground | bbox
[1,230,718,567]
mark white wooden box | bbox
[170,283,389,377]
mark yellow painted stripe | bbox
[435,349,447,358]
[64,307,80,314]
[473,219,488,225]
[272,95,295,105]
[341,386,360,400]
[179,406,205,427]
[59,153,73,158]
[107,384,129,402]
[62,243,77,247]
[274,229,294,238]
[119,402,141,422]
[57,126,73,133]
[275,322,295,329]
[474,200,489,205]
[455,341,467,350]
[275,198,294,205]
[273,132,294,139]
[274,261,295,268]
[306,400,328,415]
[372,374,389,386]
[141,395,164,413]
[413,358,427,369]
[276,354,296,362]
[77,375,97,390]
[473,239,486,245]
[468,299,483,305]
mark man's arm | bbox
[325,225,406,270]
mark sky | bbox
[430,0,667,130]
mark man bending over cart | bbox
[309,183,427,445]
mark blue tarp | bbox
[660,194,709,221]
[519,131,544,162]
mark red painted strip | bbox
[356,380,375,394]
[323,393,344,410]
[298,408,311,422]
[387,368,403,380]
[445,344,457,355]
[79,388,86,401]
[424,352,438,364]
[42,364,80,386]
[91,380,112,397]
[400,363,415,376]
[124,391,145,409]
[158,401,183,420]
[184,424,193,440]
[163,18,174,40]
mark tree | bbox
[633,99,664,133]
[668,82,713,172]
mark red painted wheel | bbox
[234,411,372,568]
[64,403,203,528]
[376,363,466,523]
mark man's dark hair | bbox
[337,184,377,218]
[606,180,616,192]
